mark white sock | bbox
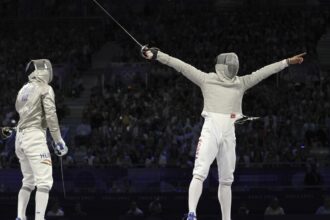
[35,189,49,220]
[218,184,232,220]
[17,187,32,219]
[188,176,204,215]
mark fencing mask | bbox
[25,59,53,83]
[215,53,239,80]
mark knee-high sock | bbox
[17,187,32,219]
[218,184,232,220]
[35,189,49,220]
[188,176,204,214]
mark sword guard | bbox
[141,45,159,60]
[1,127,16,139]
[141,44,149,58]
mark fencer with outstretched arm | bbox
[142,47,305,220]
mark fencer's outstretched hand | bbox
[287,52,306,65]
[141,45,159,60]
[53,138,68,157]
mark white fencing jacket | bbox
[16,69,62,143]
[157,51,288,115]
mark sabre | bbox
[235,116,261,125]
[90,0,145,49]
[60,157,66,198]
[51,141,67,198]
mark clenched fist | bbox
[141,45,159,60]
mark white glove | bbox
[53,138,68,157]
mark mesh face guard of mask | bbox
[25,59,53,83]
[215,53,239,79]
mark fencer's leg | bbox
[16,145,35,220]
[218,183,232,220]
[32,156,53,220]
[17,188,33,220]
[188,175,205,214]
[17,160,35,220]
[26,145,53,220]
[35,188,50,220]
[216,136,236,220]
[189,118,218,217]
[22,130,53,220]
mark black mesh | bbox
[25,61,35,75]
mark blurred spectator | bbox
[73,145,88,166]
[46,200,65,217]
[69,71,85,98]
[304,162,322,187]
[108,179,135,193]
[75,118,92,146]
[264,197,285,215]
[0,183,6,192]
[237,202,250,216]
[126,201,144,219]
[316,196,330,215]
[73,202,87,217]
[85,149,96,166]
[148,197,162,219]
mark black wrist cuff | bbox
[150,48,159,60]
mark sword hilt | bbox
[1,126,16,139]
[141,44,149,58]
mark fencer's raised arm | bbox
[240,60,288,90]
[142,48,206,87]
[241,52,306,90]
[42,86,62,143]
[157,51,206,86]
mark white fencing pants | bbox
[15,128,53,191]
[193,111,238,184]
[191,112,238,220]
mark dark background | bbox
[0,0,330,219]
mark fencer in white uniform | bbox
[142,48,305,220]
[15,59,68,220]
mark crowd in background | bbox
[0,2,330,169]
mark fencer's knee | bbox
[193,166,210,180]
[22,178,35,191]
[36,184,52,192]
[21,185,35,192]
[37,186,51,193]
[219,181,232,186]
[36,178,53,192]
[22,179,34,189]
[219,175,234,185]
[219,174,234,185]
[193,174,206,182]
